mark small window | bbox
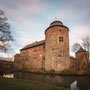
[28,49,30,54]
[34,56,37,59]
[34,48,36,52]
[40,48,42,51]
[59,37,63,42]
[58,29,61,32]
[42,56,45,60]
[38,48,40,51]
[58,51,64,57]
[36,49,38,52]
[24,50,26,54]
[83,62,86,65]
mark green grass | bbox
[0,77,70,90]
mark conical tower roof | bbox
[76,47,86,53]
[45,20,69,34]
[50,21,63,26]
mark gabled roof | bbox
[76,47,86,53]
[20,40,45,51]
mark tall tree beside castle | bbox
[82,36,90,57]
[0,10,13,53]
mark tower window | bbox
[83,62,86,65]
[58,29,61,32]
[59,37,63,42]
[58,50,64,57]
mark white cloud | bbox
[0,0,90,57]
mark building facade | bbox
[14,21,89,71]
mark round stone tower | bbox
[45,21,70,71]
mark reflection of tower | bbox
[45,21,70,71]
[71,81,79,90]
[75,47,89,67]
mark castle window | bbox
[28,49,30,54]
[58,29,61,32]
[24,50,26,54]
[40,48,42,51]
[83,62,86,65]
[58,51,64,57]
[34,56,37,59]
[38,48,40,51]
[36,49,38,52]
[42,56,45,60]
[59,37,63,42]
[34,48,36,52]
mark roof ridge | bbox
[76,47,86,53]
[20,40,45,50]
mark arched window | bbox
[58,50,64,57]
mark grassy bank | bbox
[16,67,90,76]
[0,77,70,90]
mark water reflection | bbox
[3,74,13,78]
[14,71,90,90]
[71,81,79,90]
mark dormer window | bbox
[59,37,63,42]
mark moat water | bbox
[14,71,90,90]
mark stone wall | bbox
[45,26,70,71]
[14,44,45,71]
[14,21,89,72]
[70,57,78,67]
[0,60,14,74]
[75,51,89,67]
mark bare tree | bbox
[72,36,90,58]
[72,42,81,52]
[82,36,90,57]
[0,10,13,53]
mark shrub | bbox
[40,68,47,74]
[60,68,78,75]
[50,69,55,74]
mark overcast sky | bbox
[0,0,90,57]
